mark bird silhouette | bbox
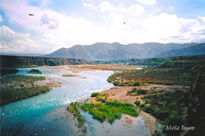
[28,14,35,16]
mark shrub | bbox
[135,101,140,106]
[127,88,147,96]
[137,89,147,94]
[96,92,108,102]
[133,82,140,86]
[91,92,100,97]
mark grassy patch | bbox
[95,92,108,102]
[62,74,77,77]
[139,91,187,136]
[28,69,42,74]
[80,100,139,124]
[127,88,147,96]
[108,66,194,86]
[67,102,86,127]
[0,75,48,106]
[67,92,140,125]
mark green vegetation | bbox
[112,81,146,86]
[62,74,76,77]
[127,88,147,96]
[67,102,86,127]
[183,62,205,136]
[94,55,205,66]
[28,69,42,74]
[91,92,108,102]
[139,91,187,136]
[108,64,195,86]
[80,100,139,124]
[107,55,205,86]
[67,92,139,125]
[95,92,108,102]
[0,75,49,106]
[91,92,100,97]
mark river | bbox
[0,67,151,136]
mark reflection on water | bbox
[0,67,151,136]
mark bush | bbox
[91,92,100,97]
[137,89,147,94]
[133,82,140,86]
[135,100,140,106]
[127,88,147,96]
[96,92,108,102]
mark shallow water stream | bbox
[0,67,151,136]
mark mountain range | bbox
[47,42,205,61]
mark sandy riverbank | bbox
[40,64,141,72]
[35,78,62,89]
[86,84,189,133]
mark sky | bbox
[0,0,205,54]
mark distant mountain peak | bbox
[46,42,205,61]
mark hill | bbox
[158,43,205,57]
[47,42,202,61]
[0,55,86,68]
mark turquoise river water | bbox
[0,67,151,136]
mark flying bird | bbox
[123,21,126,24]
[28,13,35,16]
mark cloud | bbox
[136,0,157,5]
[141,13,205,43]
[0,15,2,22]
[199,16,205,23]
[81,0,97,10]
[0,0,205,54]
[127,4,145,16]
[40,14,59,29]
[0,25,41,53]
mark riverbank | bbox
[85,84,188,134]
[65,61,196,136]
[1,68,113,136]
[0,75,61,106]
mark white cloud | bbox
[127,4,145,16]
[0,25,41,53]
[199,16,205,23]
[0,15,2,22]
[81,0,97,10]
[136,0,157,5]
[1,0,205,54]
[40,14,59,29]
[141,13,205,43]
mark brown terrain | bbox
[69,64,142,72]
[42,64,190,134]
[88,85,189,105]
[86,84,189,133]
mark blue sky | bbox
[0,0,205,54]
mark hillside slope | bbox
[0,55,86,68]
[158,43,205,57]
[47,42,200,61]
